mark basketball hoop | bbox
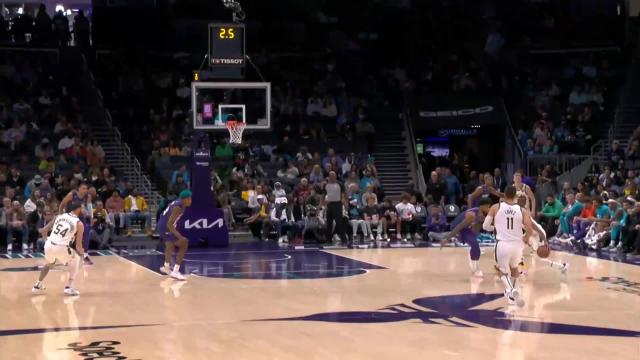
[226,120,246,144]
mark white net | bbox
[226,121,246,144]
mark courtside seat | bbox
[444,204,460,223]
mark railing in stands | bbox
[86,64,159,210]
[404,108,426,195]
[502,99,524,178]
[526,154,592,176]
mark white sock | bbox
[67,256,80,288]
[469,260,479,272]
[173,264,180,273]
[164,262,170,268]
[35,280,42,287]
[541,258,562,268]
[500,274,512,291]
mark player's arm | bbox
[39,217,55,237]
[86,195,93,219]
[531,219,547,244]
[167,206,187,241]
[482,204,499,232]
[525,185,536,214]
[75,221,85,258]
[58,192,72,214]
[442,212,475,246]
[522,208,534,245]
[467,188,480,209]
[489,187,504,198]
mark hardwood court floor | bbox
[0,244,639,360]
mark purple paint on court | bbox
[124,242,386,280]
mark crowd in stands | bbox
[0,50,153,254]
[0,4,90,47]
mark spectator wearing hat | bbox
[272,182,287,199]
[24,174,52,198]
[268,197,292,242]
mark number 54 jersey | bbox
[48,213,80,246]
[494,202,524,243]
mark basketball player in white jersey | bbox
[483,186,533,305]
[517,195,568,274]
[31,202,85,296]
[513,171,536,215]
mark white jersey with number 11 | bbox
[494,202,523,243]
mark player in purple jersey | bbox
[440,198,493,277]
[58,181,93,265]
[467,173,502,209]
[157,190,192,280]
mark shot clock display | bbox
[208,23,245,67]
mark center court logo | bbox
[257,293,640,337]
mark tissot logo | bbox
[184,218,224,229]
[211,58,244,65]
[60,340,140,360]
[420,106,493,118]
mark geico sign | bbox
[419,106,493,118]
[184,218,224,229]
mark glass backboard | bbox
[191,82,271,130]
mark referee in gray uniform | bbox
[325,171,348,244]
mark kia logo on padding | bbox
[419,106,494,118]
[184,218,224,229]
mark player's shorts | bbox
[494,240,524,272]
[44,241,75,265]
[458,229,478,244]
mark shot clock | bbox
[208,23,245,67]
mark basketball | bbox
[537,244,551,258]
